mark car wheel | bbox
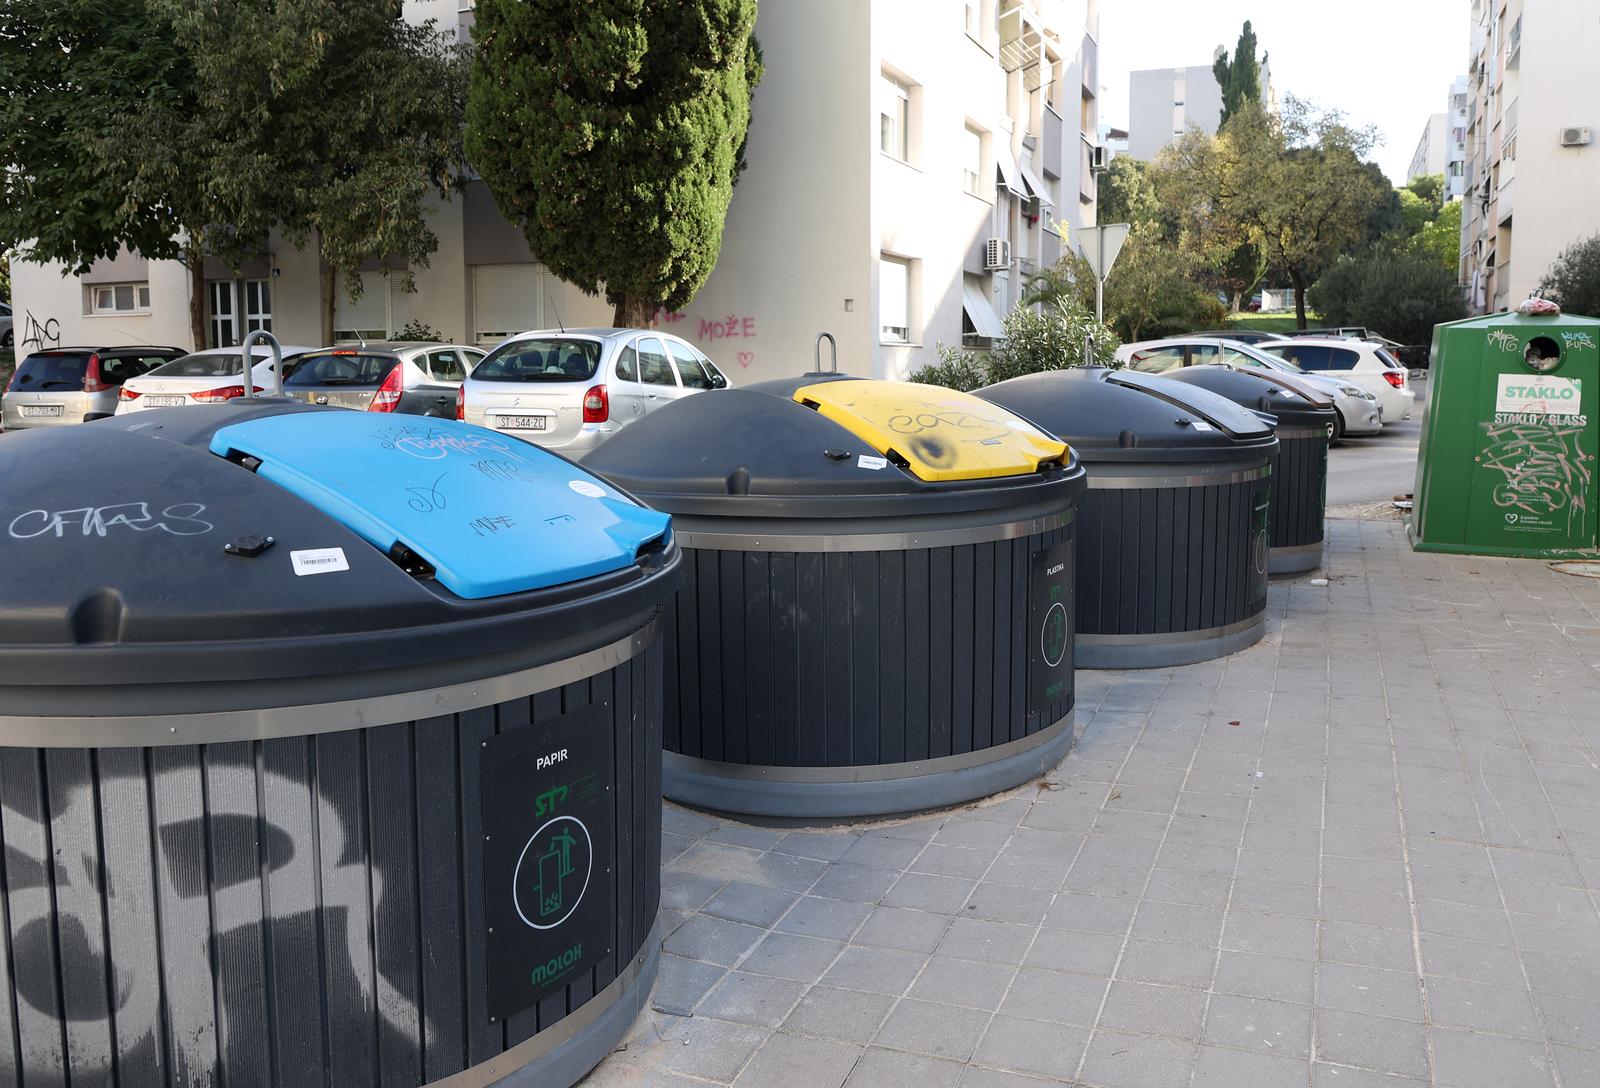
[1332,411,1345,445]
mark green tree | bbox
[1537,233,1600,317]
[1309,252,1465,344]
[1410,200,1461,272]
[1405,173,1445,212]
[1213,21,1262,127]
[1095,156,1161,226]
[466,0,762,327]
[1396,188,1434,236]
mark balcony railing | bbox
[1507,14,1521,69]
[998,2,1043,75]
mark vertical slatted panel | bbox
[528,689,567,1037]
[149,745,217,1085]
[719,552,746,765]
[745,552,774,767]
[928,547,953,760]
[797,553,827,767]
[205,741,272,1086]
[44,750,113,1087]
[602,666,629,1002]
[1008,539,1029,741]
[95,748,166,1088]
[0,749,66,1084]
[770,552,801,767]
[989,541,1011,746]
[313,734,378,1085]
[643,644,665,930]
[878,551,907,764]
[260,737,328,1086]
[674,561,700,757]
[0,810,16,1087]
[823,553,853,767]
[661,595,683,756]
[971,542,995,754]
[452,708,497,1067]
[1270,435,1328,548]
[849,552,879,767]
[904,549,930,762]
[1153,489,1175,633]
[696,552,725,762]
[366,722,424,1086]
[951,544,975,757]
[415,714,464,1082]
[558,679,597,1024]
[1137,490,1158,631]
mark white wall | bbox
[12,256,195,352]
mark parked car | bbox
[281,342,484,416]
[1189,328,1284,345]
[3,345,186,430]
[0,302,12,349]
[1256,337,1414,423]
[114,344,316,416]
[457,327,731,456]
[1117,337,1383,441]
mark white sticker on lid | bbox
[1190,420,1214,432]
[568,480,607,498]
[291,548,350,576]
[858,454,889,470]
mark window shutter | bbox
[473,265,544,345]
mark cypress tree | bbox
[1213,21,1262,128]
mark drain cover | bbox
[1549,561,1600,579]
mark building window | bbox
[207,281,235,348]
[879,73,910,162]
[244,279,272,335]
[964,1,978,35]
[879,256,911,344]
[962,125,984,197]
[88,282,151,316]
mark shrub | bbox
[907,344,989,392]
[908,300,1120,391]
[1538,233,1600,317]
[396,318,443,341]
[1309,252,1465,344]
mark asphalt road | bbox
[1324,374,1428,508]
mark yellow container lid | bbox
[793,380,1069,482]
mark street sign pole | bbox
[1095,228,1105,323]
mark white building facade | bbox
[1408,112,1449,183]
[1445,75,1470,200]
[1460,0,1600,314]
[1124,51,1272,162]
[12,0,1101,383]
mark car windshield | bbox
[284,352,400,387]
[472,338,603,382]
[148,353,263,378]
[10,352,94,391]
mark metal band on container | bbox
[1274,426,1330,440]
[433,917,662,1088]
[1078,614,1264,645]
[668,716,1070,784]
[0,623,657,748]
[675,507,1077,553]
[1267,540,1324,558]
[1083,464,1272,490]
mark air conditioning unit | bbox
[1560,127,1592,147]
[984,238,1012,270]
[1090,145,1108,172]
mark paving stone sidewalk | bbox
[583,519,1600,1088]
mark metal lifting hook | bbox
[815,332,838,374]
[238,329,286,398]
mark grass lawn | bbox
[1225,313,1313,334]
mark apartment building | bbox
[1125,52,1273,162]
[11,0,1101,383]
[1445,75,1470,200]
[1460,0,1600,314]
[1408,113,1448,183]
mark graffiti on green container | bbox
[1561,331,1596,352]
[1487,330,1521,352]
[1477,417,1593,533]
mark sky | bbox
[1096,0,1472,184]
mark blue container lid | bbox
[209,413,670,599]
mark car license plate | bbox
[19,405,61,418]
[146,395,188,407]
[494,414,547,431]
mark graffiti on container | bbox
[472,458,543,484]
[0,758,436,1083]
[699,315,757,341]
[1478,417,1593,530]
[406,473,448,513]
[469,513,516,536]
[1561,331,1596,352]
[19,310,60,352]
[375,423,519,461]
[7,501,213,539]
[1486,330,1521,353]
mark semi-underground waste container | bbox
[0,402,681,1088]
[975,368,1278,669]
[583,375,1088,819]
[1412,302,1599,558]
[1160,365,1337,575]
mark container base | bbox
[1078,614,1265,669]
[442,917,661,1088]
[1268,540,1324,575]
[664,715,1074,819]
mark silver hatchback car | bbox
[281,342,485,416]
[458,328,731,456]
[3,345,186,431]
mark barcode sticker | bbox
[858,455,888,470]
[1190,420,1214,432]
[291,548,350,576]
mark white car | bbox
[1256,337,1414,423]
[1118,337,1383,440]
[458,327,730,456]
[115,344,316,415]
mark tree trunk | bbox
[612,295,657,329]
[185,235,207,351]
[1291,270,1308,329]
[320,260,337,345]
[1231,289,1242,313]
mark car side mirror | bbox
[710,372,728,389]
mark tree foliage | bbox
[0,0,466,348]
[1213,21,1262,127]
[1405,173,1445,212]
[1308,252,1465,344]
[1409,200,1461,272]
[1537,234,1600,318]
[466,0,762,327]
[1095,156,1161,227]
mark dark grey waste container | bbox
[0,402,681,1088]
[584,375,1087,819]
[1160,365,1337,575]
[975,368,1278,669]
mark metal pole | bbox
[1095,229,1106,324]
[237,329,285,398]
